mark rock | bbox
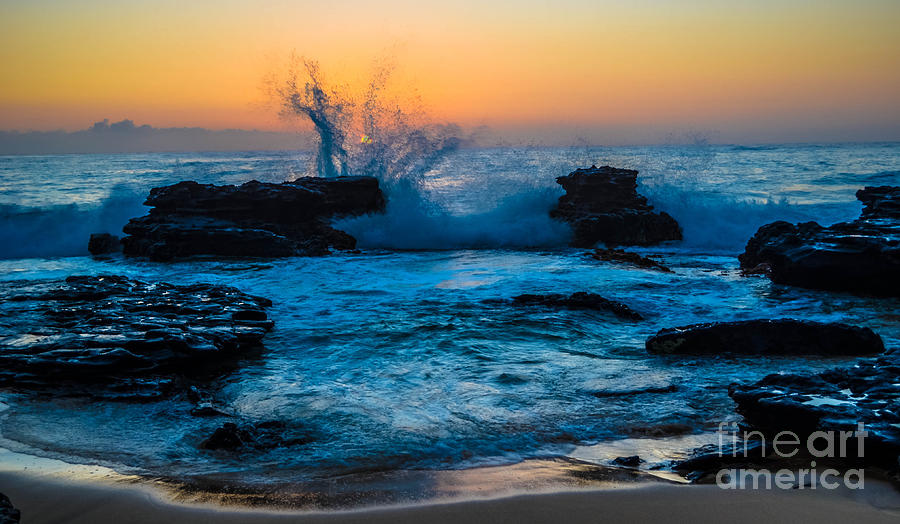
[739,186,900,295]
[0,493,19,524]
[740,262,772,276]
[728,351,900,472]
[646,319,884,355]
[200,422,247,450]
[550,166,681,247]
[87,233,120,255]
[590,248,673,272]
[505,292,643,321]
[627,423,694,438]
[0,275,273,398]
[611,455,644,468]
[858,185,900,219]
[190,405,231,418]
[673,440,769,483]
[200,421,314,451]
[121,177,385,260]
[591,384,678,397]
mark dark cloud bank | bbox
[0,119,306,155]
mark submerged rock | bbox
[611,455,644,468]
[0,275,273,397]
[0,493,19,524]
[626,423,694,438]
[646,319,884,355]
[506,292,644,320]
[590,384,678,397]
[87,233,121,255]
[739,186,900,295]
[550,166,681,248]
[728,351,900,472]
[589,248,673,273]
[200,421,315,451]
[121,177,385,260]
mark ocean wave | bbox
[1,178,863,258]
[0,187,145,259]
[336,182,571,250]
[646,186,860,253]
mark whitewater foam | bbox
[0,186,145,259]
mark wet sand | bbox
[3,467,900,524]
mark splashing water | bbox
[279,59,462,189]
[277,58,566,249]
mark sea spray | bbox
[335,183,572,250]
[0,185,146,259]
[278,59,572,248]
[278,58,462,186]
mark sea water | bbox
[0,144,898,488]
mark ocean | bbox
[0,143,898,492]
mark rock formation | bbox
[728,350,900,474]
[200,421,315,451]
[550,166,681,247]
[589,247,673,272]
[0,494,19,524]
[87,233,121,255]
[0,275,273,398]
[739,186,900,295]
[121,177,385,260]
[502,292,644,321]
[646,319,884,355]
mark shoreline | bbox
[2,447,900,523]
[0,445,678,511]
[3,468,900,524]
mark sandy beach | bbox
[3,467,900,524]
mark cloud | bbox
[0,119,308,155]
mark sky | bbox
[1,0,899,145]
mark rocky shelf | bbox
[646,319,884,356]
[0,275,274,399]
[94,176,385,260]
[739,185,900,296]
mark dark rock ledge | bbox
[200,421,315,452]
[646,319,884,356]
[0,275,273,399]
[589,247,673,273]
[0,493,19,524]
[119,176,385,261]
[490,292,644,321]
[550,166,681,248]
[739,186,900,295]
[727,351,900,475]
[87,232,121,255]
[676,349,900,483]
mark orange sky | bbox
[2,0,899,143]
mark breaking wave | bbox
[0,186,145,260]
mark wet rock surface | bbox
[646,319,884,355]
[589,248,673,272]
[550,166,681,248]
[0,493,19,524]
[200,421,315,451]
[121,177,385,260]
[726,351,900,473]
[739,186,900,295]
[87,233,121,255]
[501,292,644,321]
[611,455,644,468]
[0,275,273,398]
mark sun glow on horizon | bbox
[1,0,899,143]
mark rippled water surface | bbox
[0,144,898,486]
